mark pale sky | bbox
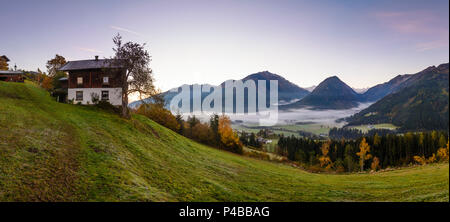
[1,0,448,92]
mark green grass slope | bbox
[0,81,448,202]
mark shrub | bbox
[91,93,100,104]
[96,100,120,114]
[136,103,180,132]
[413,156,426,165]
[437,142,449,162]
[190,122,214,145]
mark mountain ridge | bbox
[346,63,449,130]
[129,71,310,109]
[281,75,362,110]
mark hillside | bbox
[346,63,449,131]
[281,76,361,110]
[0,81,448,201]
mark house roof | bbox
[59,59,124,71]
[0,70,23,75]
[1,55,10,62]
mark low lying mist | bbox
[179,102,373,127]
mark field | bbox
[0,81,448,201]
[349,123,399,133]
[233,123,334,137]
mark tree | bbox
[46,54,66,77]
[175,112,185,135]
[319,141,332,169]
[52,71,67,89]
[344,144,356,172]
[373,133,381,147]
[356,138,372,171]
[0,57,8,70]
[371,156,380,171]
[111,33,156,118]
[438,134,447,148]
[218,115,243,154]
[186,115,200,138]
[41,75,53,91]
[209,114,220,146]
[151,91,165,107]
[191,122,213,145]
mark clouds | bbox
[373,10,449,51]
[76,47,103,53]
[110,25,143,36]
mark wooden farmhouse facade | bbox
[0,70,24,82]
[59,56,125,106]
[0,55,24,82]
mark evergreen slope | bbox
[346,63,449,130]
[0,81,448,201]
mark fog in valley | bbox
[180,102,373,127]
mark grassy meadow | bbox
[0,81,448,201]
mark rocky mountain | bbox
[361,74,412,102]
[346,63,449,131]
[281,76,361,110]
[129,71,310,110]
[239,71,310,104]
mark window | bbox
[76,91,83,101]
[103,76,109,84]
[101,90,109,101]
[77,77,83,85]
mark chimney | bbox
[95,55,99,61]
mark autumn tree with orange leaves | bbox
[41,75,53,91]
[218,115,243,154]
[356,138,372,171]
[319,141,332,169]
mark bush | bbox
[136,103,180,132]
[96,100,120,114]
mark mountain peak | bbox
[327,75,339,79]
[315,75,354,92]
[243,71,283,81]
[241,71,310,102]
[281,75,360,110]
[321,76,344,84]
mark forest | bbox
[277,131,449,172]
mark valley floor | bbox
[0,81,448,201]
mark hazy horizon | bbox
[1,0,448,91]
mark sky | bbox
[1,0,449,93]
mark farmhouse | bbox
[0,70,24,82]
[59,56,125,106]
